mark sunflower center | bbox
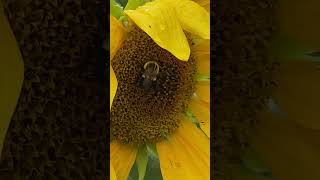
[111,25,197,144]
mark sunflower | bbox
[109,0,210,179]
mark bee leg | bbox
[155,81,160,91]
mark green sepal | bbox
[128,148,163,180]
[110,0,124,19]
[269,34,320,62]
[136,145,149,180]
[144,155,162,180]
[116,0,128,7]
[162,134,171,142]
[305,51,320,62]
[146,143,158,158]
[125,0,146,10]
[306,51,320,57]
[119,15,129,27]
[184,108,194,118]
[196,74,210,81]
[184,110,201,128]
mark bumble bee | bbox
[141,61,160,91]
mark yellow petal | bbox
[195,83,210,103]
[110,16,126,60]
[110,141,138,180]
[110,67,118,109]
[193,39,210,74]
[110,16,124,109]
[0,3,24,155]
[157,119,210,180]
[193,0,210,12]
[167,0,210,39]
[189,100,210,137]
[252,110,320,180]
[110,163,117,180]
[124,0,190,61]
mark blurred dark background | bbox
[0,0,108,179]
[212,0,277,179]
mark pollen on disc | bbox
[111,25,197,144]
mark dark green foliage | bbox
[0,0,107,179]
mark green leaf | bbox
[110,0,124,19]
[136,145,149,180]
[269,34,320,62]
[124,0,145,10]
